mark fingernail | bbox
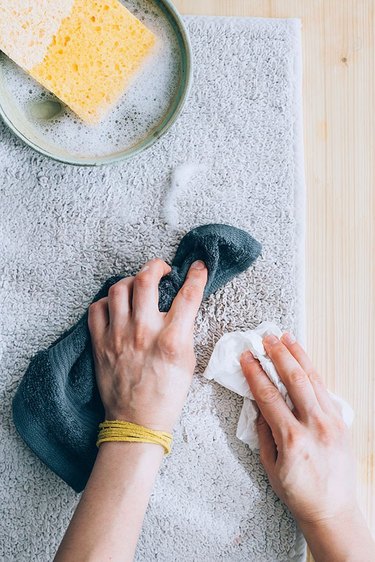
[140,265,149,273]
[241,350,255,363]
[263,334,279,346]
[191,260,206,270]
[282,332,296,345]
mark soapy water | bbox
[0,0,181,158]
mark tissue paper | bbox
[204,322,354,448]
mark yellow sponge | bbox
[0,0,156,123]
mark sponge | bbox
[0,0,156,123]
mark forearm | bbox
[300,507,375,562]
[54,441,164,562]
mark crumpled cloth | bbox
[204,321,354,448]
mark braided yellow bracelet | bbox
[96,420,173,455]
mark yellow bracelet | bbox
[96,420,173,456]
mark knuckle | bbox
[88,301,99,314]
[151,257,166,268]
[315,415,347,443]
[288,367,307,387]
[284,426,303,449]
[268,341,284,358]
[88,300,104,325]
[117,277,133,288]
[314,417,336,443]
[108,283,125,299]
[250,364,265,378]
[320,428,336,445]
[306,368,322,385]
[90,297,106,309]
[266,343,285,365]
[313,416,327,433]
[135,270,153,288]
[306,404,324,421]
[133,325,150,351]
[180,283,199,303]
[158,331,181,358]
[259,386,280,406]
[241,354,263,378]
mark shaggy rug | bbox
[0,15,306,562]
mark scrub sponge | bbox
[0,0,156,123]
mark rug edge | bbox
[291,18,307,348]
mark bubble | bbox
[0,0,181,157]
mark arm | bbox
[54,442,164,562]
[240,333,375,562]
[54,258,208,562]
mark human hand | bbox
[240,333,356,527]
[240,334,375,562]
[57,258,208,561]
[88,258,207,433]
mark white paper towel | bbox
[204,321,354,448]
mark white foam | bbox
[0,0,182,158]
[163,163,205,228]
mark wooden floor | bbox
[176,0,375,552]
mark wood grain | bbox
[175,0,375,554]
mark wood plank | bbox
[175,0,375,553]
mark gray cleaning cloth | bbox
[12,224,261,493]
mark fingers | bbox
[257,412,277,472]
[263,335,322,421]
[132,259,172,324]
[107,278,134,333]
[166,260,208,335]
[280,333,336,416]
[88,297,109,342]
[240,351,299,444]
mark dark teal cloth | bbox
[12,224,261,492]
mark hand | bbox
[88,258,208,433]
[240,334,375,562]
[240,333,355,525]
[56,258,208,562]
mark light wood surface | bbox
[175,0,375,555]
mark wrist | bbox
[103,414,174,434]
[299,505,375,562]
[98,440,165,461]
[298,504,362,536]
[94,441,165,488]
